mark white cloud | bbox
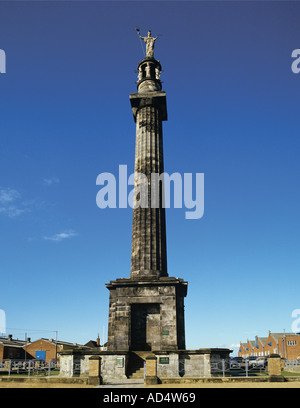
[43,177,60,186]
[43,230,78,242]
[0,187,28,217]
[0,188,20,204]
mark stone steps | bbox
[127,351,154,379]
[130,367,145,379]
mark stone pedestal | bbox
[88,356,102,385]
[106,277,187,351]
[268,354,284,381]
[145,355,158,385]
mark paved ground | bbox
[0,379,300,388]
[0,382,94,388]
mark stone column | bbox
[130,102,168,279]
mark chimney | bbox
[97,333,100,346]
[27,337,31,343]
[7,334,12,341]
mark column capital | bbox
[129,91,167,122]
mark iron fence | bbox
[177,358,267,378]
[285,359,300,368]
[0,359,60,377]
[211,359,267,377]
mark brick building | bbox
[239,331,300,360]
[0,335,27,360]
[282,334,300,360]
[23,338,93,362]
[252,337,268,357]
[244,339,255,358]
[238,343,248,358]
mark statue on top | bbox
[136,28,158,58]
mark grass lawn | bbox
[282,370,300,377]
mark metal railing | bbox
[0,359,60,377]
[210,359,267,377]
[178,358,267,378]
[285,359,300,368]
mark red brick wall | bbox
[24,339,61,362]
[239,334,300,360]
[243,341,254,357]
[238,344,244,357]
[264,334,278,355]
[281,336,300,360]
[252,339,266,356]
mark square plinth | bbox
[106,277,187,352]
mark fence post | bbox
[8,360,11,377]
[28,361,31,377]
[245,359,248,377]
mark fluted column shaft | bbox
[130,104,168,278]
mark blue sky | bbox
[0,1,299,355]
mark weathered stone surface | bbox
[268,354,283,377]
[59,348,231,381]
[88,356,102,385]
[106,57,188,352]
[106,278,187,351]
[145,355,157,377]
[130,102,168,279]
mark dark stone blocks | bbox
[106,277,187,352]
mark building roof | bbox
[84,340,100,348]
[269,333,296,342]
[257,337,268,345]
[39,338,91,349]
[0,336,27,348]
[0,336,100,352]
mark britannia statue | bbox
[136,28,158,57]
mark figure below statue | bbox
[136,28,158,58]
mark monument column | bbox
[106,30,187,352]
[130,54,168,279]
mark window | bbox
[287,340,297,346]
